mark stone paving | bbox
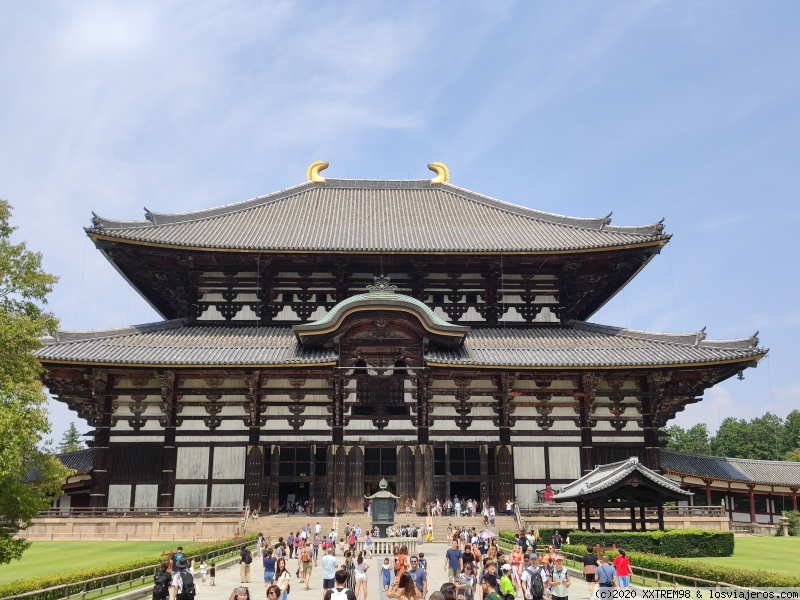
[192,543,594,600]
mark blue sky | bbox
[2,1,798,446]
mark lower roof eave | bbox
[424,354,767,371]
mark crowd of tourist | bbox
[156,520,635,600]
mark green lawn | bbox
[678,536,800,572]
[0,541,190,585]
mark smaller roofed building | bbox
[554,456,692,531]
[661,450,800,526]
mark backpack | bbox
[177,572,196,600]
[153,571,171,600]
[301,547,311,563]
[348,534,356,546]
[243,550,252,565]
[330,588,349,600]
[525,566,544,599]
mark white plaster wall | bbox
[516,484,539,508]
[212,447,246,480]
[134,484,159,509]
[549,447,581,480]
[513,447,546,480]
[176,447,210,479]
[178,435,249,443]
[211,484,244,509]
[108,484,132,509]
[174,484,208,509]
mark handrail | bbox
[5,542,251,600]
[33,507,244,519]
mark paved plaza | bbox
[193,542,593,600]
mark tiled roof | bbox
[88,179,668,253]
[660,450,800,486]
[36,320,763,369]
[27,448,93,481]
[555,457,691,501]
[36,320,337,366]
[426,322,764,368]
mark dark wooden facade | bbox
[37,172,765,513]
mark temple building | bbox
[35,162,766,514]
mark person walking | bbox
[548,556,570,600]
[323,570,356,600]
[239,545,252,583]
[321,546,338,599]
[353,551,370,600]
[263,547,277,589]
[408,555,428,600]
[274,558,291,600]
[596,556,618,590]
[612,549,632,587]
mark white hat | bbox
[500,564,512,571]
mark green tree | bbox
[663,423,712,455]
[747,412,784,460]
[786,448,800,463]
[57,422,84,454]
[0,200,70,564]
[782,410,800,458]
[709,417,750,458]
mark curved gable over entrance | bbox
[293,276,469,349]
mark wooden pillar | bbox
[704,480,712,506]
[599,506,606,532]
[269,445,280,513]
[89,371,113,510]
[727,484,733,520]
[630,506,637,531]
[397,445,415,504]
[158,371,177,510]
[640,505,647,531]
[496,445,515,504]
[748,485,756,524]
[480,446,489,506]
[657,503,665,531]
[333,445,347,513]
[415,374,431,445]
[245,446,264,511]
[585,504,592,530]
[244,371,264,510]
[415,445,434,509]
[579,374,597,474]
[577,501,583,530]
[791,488,798,512]
[643,374,668,471]
[346,446,364,513]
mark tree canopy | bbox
[663,409,800,461]
[57,422,85,454]
[0,200,70,564]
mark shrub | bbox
[562,544,800,589]
[501,529,733,557]
[775,510,799,536]
[567,530,734,557]
[0,535,255,599]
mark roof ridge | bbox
[571,321,760,350]
[89,181,317,230]
[441,183,667,236]
[88,177,667,237]
[43,319,187,345]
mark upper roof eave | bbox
[85,177,670,254]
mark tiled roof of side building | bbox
[87,179,669,253]
[27,448,94,481]
[35,319,764,368]
[660,450,800,486]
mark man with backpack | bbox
[170,557,195,600]
[300,541,313,590]
[323,569,356,600]
[521,553,547,600]
[239,545,253,583]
